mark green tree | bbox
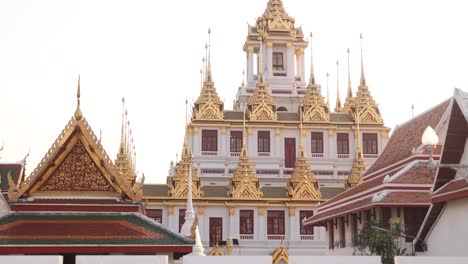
[353,218,407,264]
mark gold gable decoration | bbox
[208,244,224,256]
[272,242,289,264]
[301,82,329,122]
[230,136,263,199]
[169,130,203,198]
[248,82,277,121]
[115,98,137,185]
[345,151,366,189]
[8,80,143,201]
[257,0,295,36]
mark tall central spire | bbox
[347,48,353,98]
[308,33,316,86]
[335,61,343,112]
[360,33,366,87]
[74,76,83,121]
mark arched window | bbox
[277,106,288,111]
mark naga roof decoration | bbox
[300,33,330,122]
[257,0,295,36]
[350,34,383,124]
[169,128,203,199]
[288,119,321,200]
[194,31,224,121]
[8,79,144,201]
[115,98,137,185]
[230,125,263,199]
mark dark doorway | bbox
[284,138,296,168]
[209,217,223,247]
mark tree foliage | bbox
[353,218,407,264]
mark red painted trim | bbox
[318,186,430,212]
[0,246,193,254]
[11,204,141,212]
[432,189,468,204]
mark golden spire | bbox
[360,33,366,87]
[347,48,353,99]
[170,100,203,198]
[335,61,343,112]
[248,32,277,121]
[230,100,263,199]
[74,76,83,120]
[308,32,316,86]
[350,33,383,124]
[300,34,329,122]
[194,28,224,120]
[288,108,321,200]
[115,98,136,185]
[345,140,366,189]
[119,97,126,154]
[326,72,330,108]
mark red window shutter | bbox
[311,132,324,153]
[258,131,270,152]
[230,131,243,153]
[337,133,349,154]
[239,210,254,234]
[267,210,285,235]
[362,133,378,154]
[202,130,218,151]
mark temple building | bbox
[0,80,193,263]
[304,88,468,256]
[143,0,389,255]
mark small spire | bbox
[205,29,213,82]
[360,33,366,86]
[335,61,342,110]
[202,56,206,81]
[347,48,352,98]
[299,105,304,152]
[309,32,316,86]
[242,70,245,87]
[119,97,126,154]
[74,75,83,120]
[258,33,264,83]
[185,98,188,124]
[200,68,203,88]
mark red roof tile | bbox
[365,100,450,176]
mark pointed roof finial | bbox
[119,97,126,154]
[242,70,245,87]
[360,33,366,86]
[309,32,316,86]
[335,61,342,110]
[74,75,83,120]
[347,48,352,98]
[205,28,213,82]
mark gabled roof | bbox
[0,212,193,253]
[364,100,450,177]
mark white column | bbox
[266,43,272,79]
[247,52,253,82]
[168,207,176,233]
[287,46,294,79]
[192,129,199,156]
[220,129,226,156]
[289,209,298,241]
[275,130,281,159]
[327,130,335,159]
[258,208,265,240]
[300,51,305,84]
[229,208,236,238]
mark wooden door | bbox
[284,138,296,168]
[209,217,223,247]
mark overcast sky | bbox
[1,0,467,183]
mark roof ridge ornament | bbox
[74,75,83,121]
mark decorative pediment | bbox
[272,242,289,264]
[195,101,224,120]
[257,0,295,35]
[249,83,277,121]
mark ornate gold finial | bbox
[115,97,136,185]
[309,32,316,86]
[345,144,366,189]
[347,48,353,98]
[74,75,83,120]
[194,30,224,120]
[334,61,343,112]
[300,35,329,122]
[360,33,366,87]
[257,0,296,37]
[326,72,330,108]
[349,33,383,124]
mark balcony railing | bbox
[268,235,285,240]
[363,154,379,159]
[311,153,324,158]
[258,152,271,157]
[240,235,254,240]
[300,235,314,240]
[338,154,350,159]
[230,152,241,157]
[202,151,218,156]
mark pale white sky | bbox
[1,0,467,183]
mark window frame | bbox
[337,133,350,154]
[267,210,285,235]
[299,210,314,235]
[146,208,163,224]
[230,131,243,153]
[257,131,271,153]
[311,132,324,154]
[362,133,378,154]
[239,210,254,235]
[272,52,284,71]
[202,129,218,152]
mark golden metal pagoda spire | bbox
[288,108,321,200]
[194,29,224,120]
[115,98,136,185]
[170,100,203,198]
[248,31,277,121]
[345,136,366,189]
[334,61,343,112]
[343,48,356,113]
[257,0,295,36]
[300,33,329,122]
[74,76,83,121]
[230,100,263,199]
[360,33,366,87]
[326,72,330,108]
[350,33,384,124]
